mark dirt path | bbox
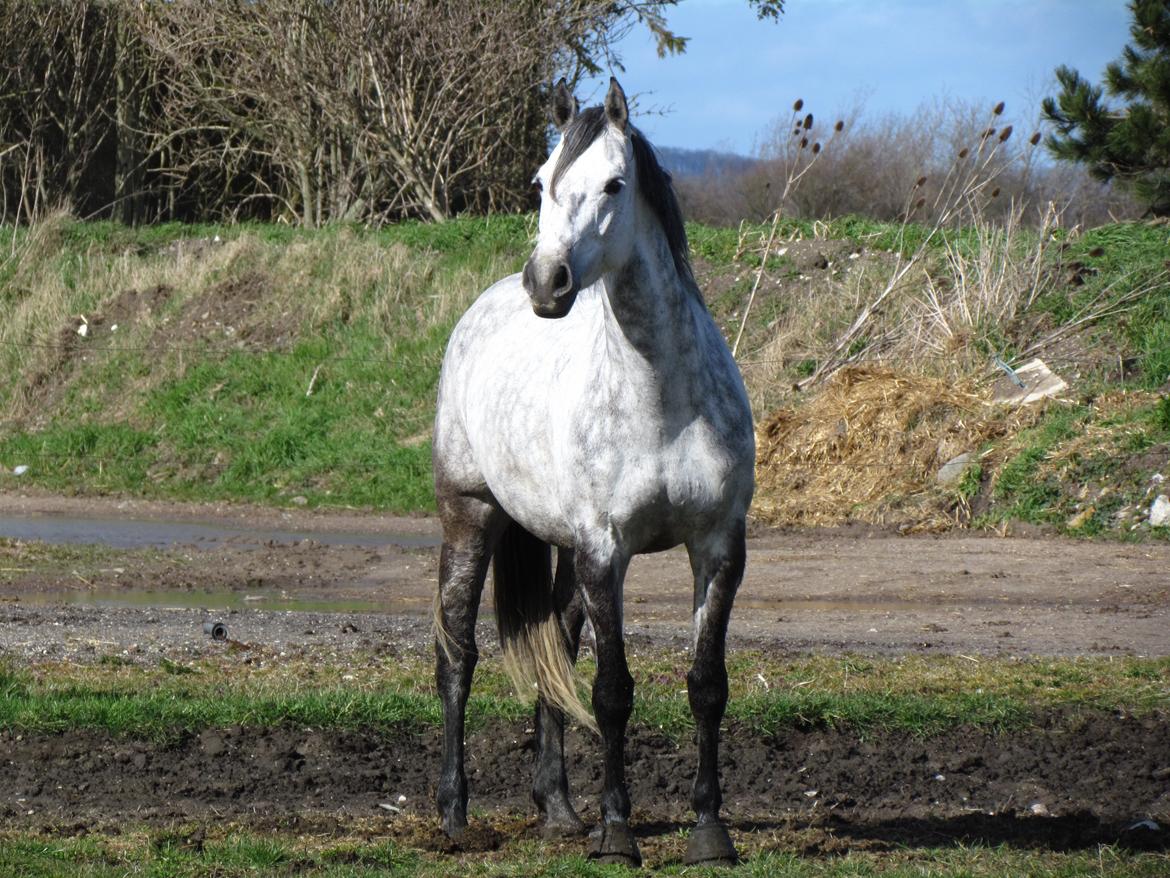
[1,492,1168,661]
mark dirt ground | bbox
[1,492,1168,661]
[4,713,1169,855]
[2,492,1168,855]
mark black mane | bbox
[551,106,695,288]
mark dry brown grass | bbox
[752,366,1045,529]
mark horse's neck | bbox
[601,234,697,371]
[593,232,709,421]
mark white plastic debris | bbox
[991,358,1068,405]
[12,465,29,476]
[1149,494,1170,528]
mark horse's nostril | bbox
[552,264,571,294]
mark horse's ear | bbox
[551,78,578,131]
[604,77,628,132]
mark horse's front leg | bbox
[532,548,588,837]
[576,546,641,867]
[683,520,746,866]
[434,500,500,838]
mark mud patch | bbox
[3,712,1167,852]
[169,272,295,351]
[15,285,177,424]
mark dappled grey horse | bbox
[431,78,754,866]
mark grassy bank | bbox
[0,215,533,512]
[3,652,1166,740]
[1,214,1168,532]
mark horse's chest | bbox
[561,409,734,538]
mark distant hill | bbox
[655,146,759,180]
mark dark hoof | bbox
[439,811,467,840]
[587,822,642,867]
[541,815,587,840]
[684,822,737,866]
[537,796,587,838]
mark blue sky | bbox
[581,0,1134,155]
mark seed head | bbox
[993,101,1005,115]
[803,113,814,130]
[793,128,802,137]
[998,125,1013,142]
[793,98,804,112]
[812,142,821,154]
[915,175,928,188]
[914,196,926,209]
[834,120,844,132]
[990,187,1001,198]
[1029,131,1041,146]
[982,127,996,140]
[959,147,970,159]
[800,137,809,149]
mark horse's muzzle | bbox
[522,256,577,318]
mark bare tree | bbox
[4,0,770,225]
[0,1,117,223]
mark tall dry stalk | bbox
[794,103,1047,388]
[732,100,844,356]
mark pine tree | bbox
[1042,0,1170,216]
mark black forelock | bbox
[549,105,695,289]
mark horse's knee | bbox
[592,665,634,729]
[687,664,729,719]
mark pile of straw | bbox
[753,366,1040,530]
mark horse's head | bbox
[523,78,637,319]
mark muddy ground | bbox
[1,492,1168,854]
[4,713,1169,854]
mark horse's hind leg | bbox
[683,521,746,866]
[576,547,641,867]
[434,496,502,838]
[532,548,587,837]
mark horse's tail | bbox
[493,522,597,733]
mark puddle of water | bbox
[0,514,440,551]
[4,588,411,614]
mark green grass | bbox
[2,653,1165,740]
[1,829,1166,877]
[1036,222,1170,389]
[983,393,1170,534]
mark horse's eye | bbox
[532,178,544,195]
[603,178,625,196]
